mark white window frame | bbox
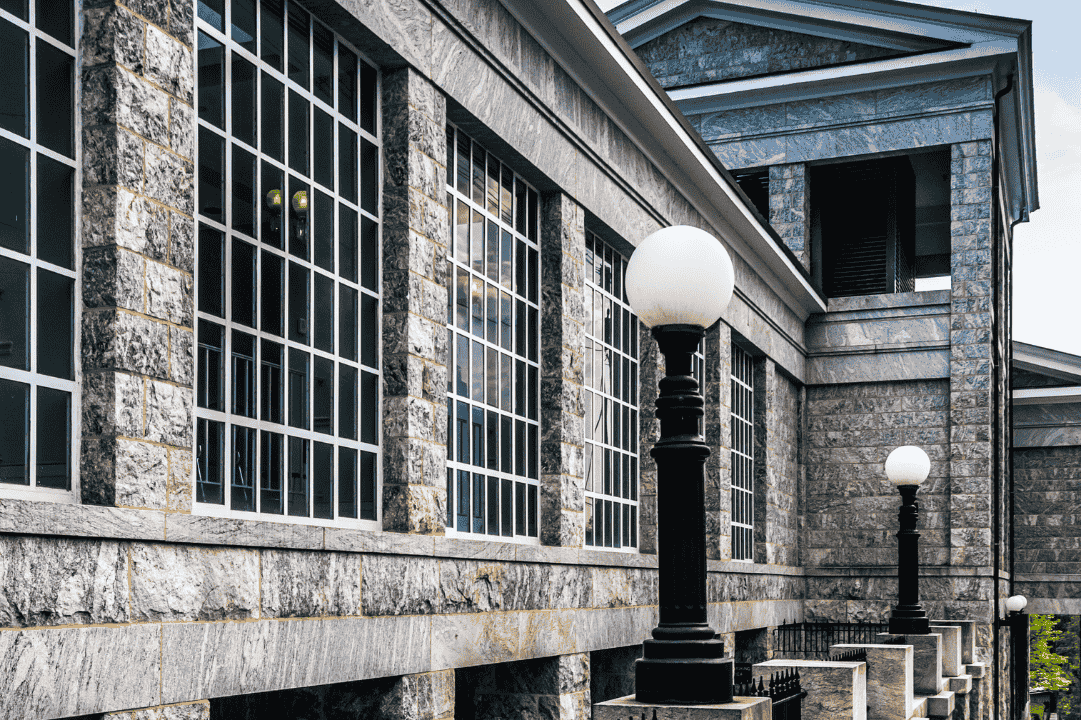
[731,343,754,561]
[192,0,381,528]
[0,0,79,504]
[583,231,640,551]
[444,124,541,544]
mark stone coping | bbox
[0,499,805,574]
[805,566,997,577]
[1016,573,1081,582]
[825,290,951,314]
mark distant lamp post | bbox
[886,445,931,635]
[625,225,735,704]
[1003,595,1030,720]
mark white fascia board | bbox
[501,0,827,317]
[615,0,1028,47]
[1013,387,1081,406]
[668,40,1016,114]
[1013,342,1081,384]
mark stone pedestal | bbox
[752,659,865,720]
[593,696,771,720]
[878,632,942,695]
[931,619,975,664]
[927,624,962,676]
[831,644,913,720]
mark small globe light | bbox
[625,225,735,329]
[885,446,930,486]
[1005,595,1028,613]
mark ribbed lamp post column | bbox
[886,445,931,635]
[624,225,736,704]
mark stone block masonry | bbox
[380,68,450,534]
[80,0,195,510]
[753,360,800,566]
[769,164,810,273]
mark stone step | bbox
[947,674,973,694]
[911,695,927,718]
[913,689,955,718]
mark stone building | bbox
[0,0,1037,719]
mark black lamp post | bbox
[885,445,931,635]
[1002,594,1029,720]
[624,226,736,705]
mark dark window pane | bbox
[314,273,333,353]
[360,139,378,214]
[37,0,72,44]
[0,0,26,22]
[288,90,309,174]
[339,284,357,362]
[313,23,333,105]
[455,468,468,531]
[339,205,357,283]
[455,334,467,398]
[260,249,283,335]
[361,293,377,367]
[471,142,484,205]
[260,0,284,70]
[260,339,283,423]
[287,4,308,89]
[339,125,357,203]
[314,190,333,271]
[313,108,333,190]
[261,73,284,161]
[231,0,256,52]
[313,441,333,518]
[231,425,255,511]
[231,238,255,326]
[501,476,512,536]
[198,127,224,222]
[339,45,357,123]
[288,347,308,429]
[36,153,73,268]
[338,446,356,518]
[196,418,224,503]
[232,146,256,237]
[338,363,356,439]
[197,320,224,410]
[360,217,378,290]
[472,472,484,533]
[486,476,499,535]
[230,56,257,149]
[471,405,483,467]
[486,154,498,215]
[456,133,469,196]
[528,483,537,537]
[0,255,28,370]
[288,176,308,258]
[360,370,377,444]
[197,0,223,30]
[500,415,511,473]
[313,356,333,435]
[231,330,255,417]
[360,61,377,135]
[0,21,28,137]
[260,430,283,514]
[36,269,72,379]
[501,166,513,225]
[287,436,308,516]
[0,379,27,485]
[0,137,27,254]
[360,450,376,519]
[515,481,525,536]
[446,467,453,526]
[197,32,224,127]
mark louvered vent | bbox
[827,234,889,296]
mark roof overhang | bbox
[500,0,827,318]
[608,0,1038,224]
[1013,341,1081,386]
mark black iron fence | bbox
[773,620,889,659]
[734,669,807,720]
[829,647,868,663]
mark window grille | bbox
[583,232,639,550]
[444,125,540,541]
[0,0,76,498]
[194,0,381,524]
[731,344,754,561]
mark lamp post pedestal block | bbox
[595,695,771,720]
[636,638,734,705]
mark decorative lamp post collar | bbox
[624,226,736,705]
[886,445,931,635]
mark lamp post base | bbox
[635,638,734,704]
[888,609,930,635]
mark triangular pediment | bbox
[637,15,917,88]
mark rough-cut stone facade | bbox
[636,17,902,89]
[703,322,731,560]
[769,164,810,272]
[80,0,195,511]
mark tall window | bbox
[731,344,754,561]
[584,232,639,550]
[445,125,540,541]
[0,0,76,497]
[195,0,381,524]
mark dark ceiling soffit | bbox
[613,0,966,53]
[573,0,818,291]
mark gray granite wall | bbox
[589,645,640,705]
[472,654,590,720]
[637,322,662,555]
[704,323,732,560]
[693,77,994,170]
[769,164,810,272]
[381,68,450,534]
[80,0,195,510]
[635,17,900,89]
[750,359,800,567]
[540,195,586,547]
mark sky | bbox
[598,0,1081,357]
